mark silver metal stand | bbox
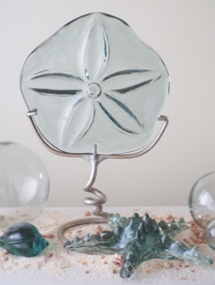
[27,110,168,244]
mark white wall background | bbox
[0,0,215,207]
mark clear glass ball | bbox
[0,142,49,229]
[189,172,215,228]
[205,220,215,250]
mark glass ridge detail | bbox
[65,213,213,278]
[21,13,169,155]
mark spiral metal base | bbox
[57,145,111,243]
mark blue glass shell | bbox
[0,222,49,257]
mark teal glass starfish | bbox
[65,213,213,278]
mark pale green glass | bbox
[0,142,49,229]
[20,12,169,155]
[189,172,215,228]
[206,219,215,250]
[0,222,49,257]
[66,213,212,278]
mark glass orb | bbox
[0,142,49,229]
[205,220,215,250]
[189,172,215,228]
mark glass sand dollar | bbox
[0,142,49,229]
[189,172,215,228]
[20,12,169,155]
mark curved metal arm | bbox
[58,216,107,244]
[27,110,168,243]
[27,110,168,162]
[27,109,84,158]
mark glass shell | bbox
[20,12,169,155]
[189,172,215,228]
[0,222,49,257]
[0,142,49,229]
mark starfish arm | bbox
[120,243,177,278]
[165,239,213,266]
[159,233,213,266]
[158,218,190,238]
[65,231,121,254]
[120,241,144,278]
[121,233,213,279]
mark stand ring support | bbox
[26,110,168,244]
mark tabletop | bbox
[0,206,215,285]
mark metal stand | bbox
[27,110,168,244]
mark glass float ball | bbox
[205,220,215,250]
[189,172,215,228]
[0,142,49,229]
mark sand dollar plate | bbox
[20,12,169,156]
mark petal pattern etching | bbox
[21,13,169,155]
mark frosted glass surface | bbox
[189,172,215,228]
[0,142,49,229]
[20,13,169,155]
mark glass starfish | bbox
[20,12,169,155]
[65,213,213,278]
